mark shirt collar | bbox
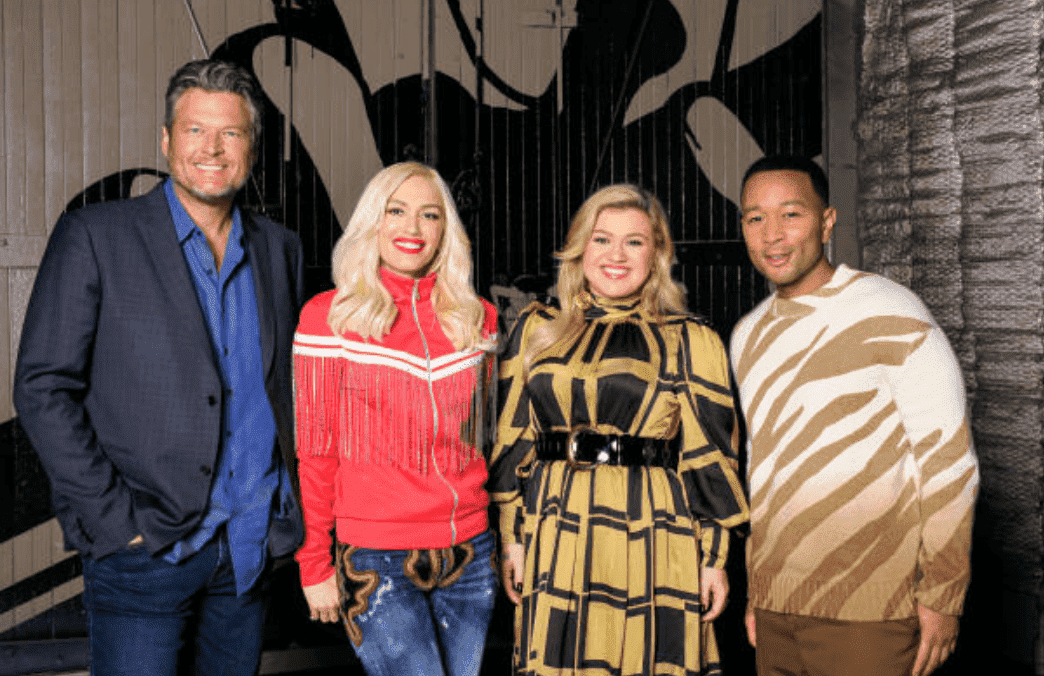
[164,177,243,245]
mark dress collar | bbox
[583,291,642,320]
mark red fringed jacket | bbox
[293,268,498,586]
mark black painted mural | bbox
[63,0,819,335]
[3,1,821,663]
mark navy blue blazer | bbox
[13,184,305,560]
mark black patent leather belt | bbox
[535,430,672,468]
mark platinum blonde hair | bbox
[524,184,686,372]
[328,162,491,350]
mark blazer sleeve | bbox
[13,212,137,556]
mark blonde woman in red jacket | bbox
[294,162,498,676]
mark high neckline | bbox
[379,266,437,302]
[583,292,642,319]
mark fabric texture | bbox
[82,529,269,676]
[13,183,304,561]
[753,608,919,676]
[335,530,498,676]
[293,267,498,586]
[730,264,978,622]
[488,298,749,676]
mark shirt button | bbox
[226,431,232,438]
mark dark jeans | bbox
[81,530,268,676]
[340,530,498,676]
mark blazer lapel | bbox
[244,213,277,380]
[136,185,215,357]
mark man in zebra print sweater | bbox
[730,156,978,676]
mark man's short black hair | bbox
[742,155,829,206]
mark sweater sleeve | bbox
[889,323,978,616]
[487,306,544,546]
[292,296,341,586]
[676,321,750,569]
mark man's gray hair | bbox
[164,60,263,147]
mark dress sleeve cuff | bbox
[497,497,524,545]
[700,522,730,569]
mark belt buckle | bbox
[567,428,596,469]
[567,428,614,468]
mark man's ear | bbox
[821,206,837,243]
[161,126,170,156]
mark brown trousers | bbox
[755,608,920,676]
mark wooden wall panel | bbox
[22,2,45,239]
[4,1,28,237]
[0,5,6,238]
[61,0,84,208]
[0,0,825,647]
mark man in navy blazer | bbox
[14,60,304,675]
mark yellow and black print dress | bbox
[489,298,749,676]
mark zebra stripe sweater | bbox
[730,264,978,621]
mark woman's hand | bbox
[700,566,729,621]
[303,573,340,623]
[501,543,525,604]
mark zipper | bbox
[410,279,459,544]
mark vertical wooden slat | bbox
[0,269,11,421]
[9,267,36,416]
[135,0,156,196]
[81,0,101,193]
[0,2,6,239]
[228,0,268,44]
[61,0,83,210]
[309,46,330,232]
[117,0,136,185]
[289,38,308,241]
[29,516,53,622]
[98,0,120,196]
[340,0,369,212]
[154,0,177,94]
[21,1,44,239]
[4,0,27,237]
[199,0,224,55]
[42,1,65,232]
[10,530,32,625]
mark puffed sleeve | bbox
[292,296,342,586]
[675,320,750,569]
[487,305,547,545]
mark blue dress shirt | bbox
[163,178,287,594]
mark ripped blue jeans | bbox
[335,530,497,676]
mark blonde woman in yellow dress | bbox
[489,185,749,675]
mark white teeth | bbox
[395,241,423,252]
[603,266,628,279]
